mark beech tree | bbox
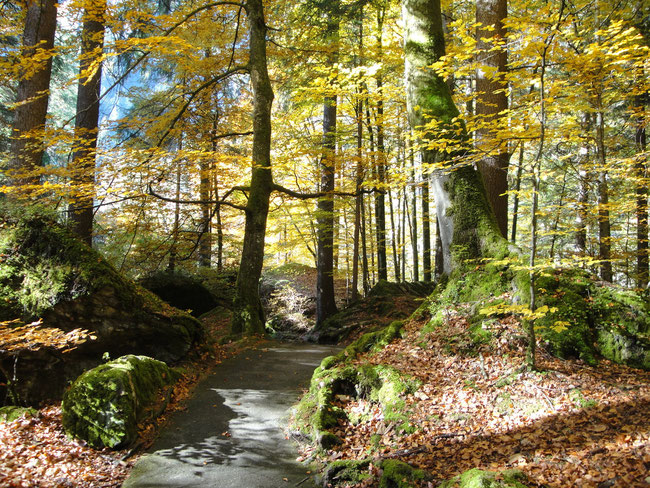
[9,0,58,190]
[69,0,107,247]
[475,0,509,238]
[402,0,504,275]
[231,0,274,335]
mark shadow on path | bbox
[123,343,340,488]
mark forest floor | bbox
[299,306,650,487]
[0,306,252,488]
[1,293,649,487]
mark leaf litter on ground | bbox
[306,310,650,487]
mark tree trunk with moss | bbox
[231,0,274,335]
[475,0,509,238]
[402,0,504,274]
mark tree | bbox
[69,0,107,247]
[475,0,509,238]
[231,0,275,335]
[402,0,503,275]
[316,14,339,327]
[9,0,58,190]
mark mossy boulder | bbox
[0,206,202,405]
[0,406,37,422]
[320,459,426,488]
[438,468,530,488]
[379,459,426,488]
[140,271,219,317]
[419,263,650,370]
[314,281,434,344]
[531,269,650,369]
[62,355,179,448]
[292,346,419,448]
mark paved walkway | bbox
[123,342,339,488]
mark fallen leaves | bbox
[309,311,650,487]
[0,406,132,487]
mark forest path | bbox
[123,342,339,488]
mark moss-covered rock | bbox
[321,459,373,486]
[62,355,178,448]
[0,205,202,405]
[531,269,650,369]
[419,263,650,370]
[379,459,426,488]
[438,468,530,488]
[140,271,219,317]
[0,406,37,422]
[313,281,434,344]
[292,353,419,448]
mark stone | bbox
[0,207,202,405]
[62,355,179,449]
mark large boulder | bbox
[140,272,219,317]
[62,355,178,448]
[0,206,202,405]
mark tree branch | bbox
[148,184,249,211]
[271,183,374,199]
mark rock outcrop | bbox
[0,206,202,405]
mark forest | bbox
[0,0,649,486]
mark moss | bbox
[291,361,419,448]
[62,355,179,448]
[438,468,530,488]
[0,206,201,340]
[322,459,372,485]
[379,459,425,488]
[0,406,37,422]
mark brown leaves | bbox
[314,313,650,487]
[0,406,132,488]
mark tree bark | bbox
[421,171,432,280]
[69,0,105,247]
[316,16,339,327]
[403,0,503,274]
[198,159,212,267]
[231,0,274,335]
[475,0,509,238]
[595,109,612,282]
[374,8,388,281]
[10,0,58,189]
[409,137,419,281]
[635,95,648,288]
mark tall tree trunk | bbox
[168,155,182,272]
[214,170,224,271]
[389,189,400,281]
[361,190,370,295]
[595,108,612,282]
[510,142,524,243]
[374,7,388,281]
[421,172,432,280]
[198,159,212,267]
[231,0,274,335]
[475,0,509,238]
[409,136,419,281]
[576,113,592,258]
[316,17,339,326]
[10,0,57,189]
[403,0,503,274]
[69,0,105,246]
[635,95,648,288]
[351,8,364,301]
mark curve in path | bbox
[123,342,339,488]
